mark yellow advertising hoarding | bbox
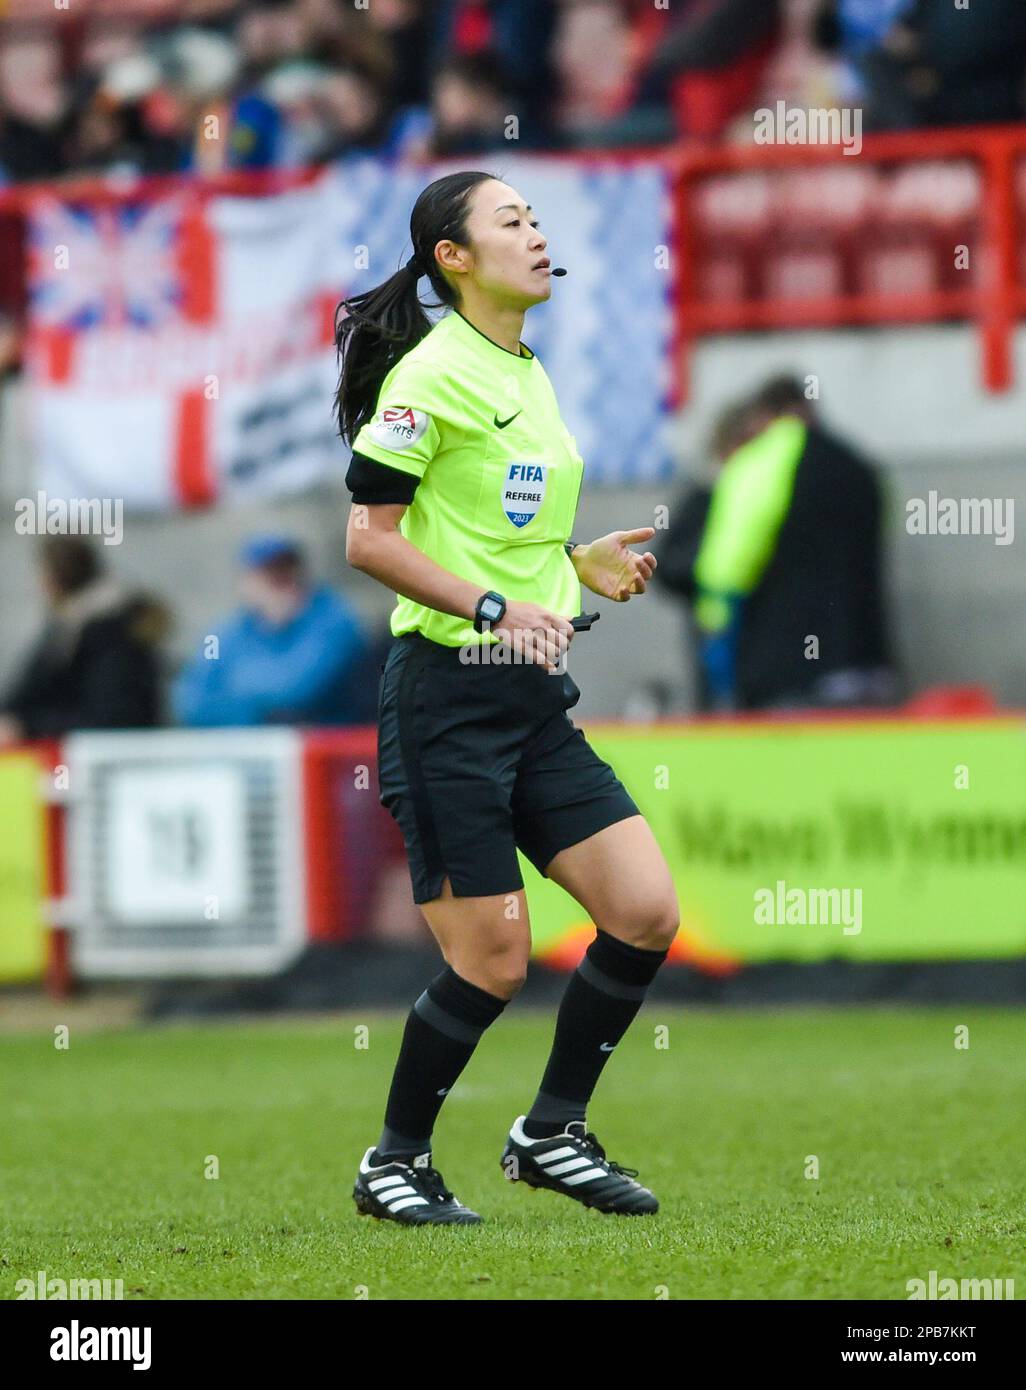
[524,719,1026,966]
[0,753,46,981]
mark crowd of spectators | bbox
[1,0,1024,191]
[0,531,378,744]
[0,1,1020,734]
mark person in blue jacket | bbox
[174,535,373,727]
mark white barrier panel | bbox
[64,729,307,978]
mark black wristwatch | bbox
[564,541,579,559]
[473,590,507,633]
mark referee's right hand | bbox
[494,602,574,673]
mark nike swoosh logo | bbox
[599,1042,615,1052]
[494,410,522,429]
[436,1087,450,1096]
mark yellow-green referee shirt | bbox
[348,308,585,648]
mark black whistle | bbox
[570,612,601,632]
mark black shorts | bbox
[377,632,640,904]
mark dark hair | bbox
[751,373,814,419]
[262,552,304,583]
[333,169,499,446]
[709,399,757,461]
[41,535,103,597]
[434,50,509,99]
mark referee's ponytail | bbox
[334,169,498,447]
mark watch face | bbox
[481,598,503,622]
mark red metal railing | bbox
[1,125,1024,402]
[668,123,1026,403]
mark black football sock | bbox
[522,929,668,1139]
[375,966,508,1159]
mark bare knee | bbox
[448,943,529,1001]
[483,959,529,1000]
[601,894,680,953]
[464,955,528,1000]
[424,882,531,1000]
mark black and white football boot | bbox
[501,1115,659,1215]
[353,1148,482,1225]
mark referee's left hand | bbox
[572,528,657,602]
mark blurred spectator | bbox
[154,27,259,173]
[344,0,433,109]
[225,0,314,166]
[312,66,395,160]
[0,536,168,744]
[252,58,395,164]
[670,377,896,712]
[237,0,311,84]
[253,61,326,166]
[0,36,66,182]
[1,0,1023,190]
[0,108,64,185]
[61,53,182,179]
[221,90,285,172]
[637,0,784,141]
[173,535,373,728]
[432,0,557,145]
[811,0,916,103]
[816,0,1026,128]
[419,51,516,158]
[551,0,644,146]
[655,399,762,710]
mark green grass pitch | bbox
[2,1007,1023,1300]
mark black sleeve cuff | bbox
[346,451,421,504]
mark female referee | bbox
[337,170,679,1225]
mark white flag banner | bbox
[26,156,675,511]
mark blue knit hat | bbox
[238,534,302,569]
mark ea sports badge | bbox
[502,462,547,528]
[369,406,429,450]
